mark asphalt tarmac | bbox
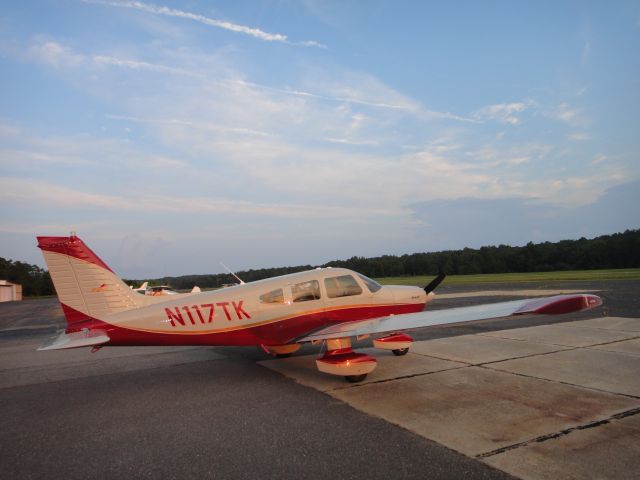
[1,280,637,479]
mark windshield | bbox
[357,273,382,293]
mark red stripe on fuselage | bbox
[60,301,425,346]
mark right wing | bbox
[299,294,602,342]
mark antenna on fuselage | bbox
[220,262,245,285]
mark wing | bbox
[298,293,602,342]
[37,329,110,351]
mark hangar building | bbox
[0,280,22,302]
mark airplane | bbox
[145,285,202,295]
[37,234,603,382]
[130,281,148,294]
[146,285,179,296]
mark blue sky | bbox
[1,1,638,277]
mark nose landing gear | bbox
[373,333,413,356]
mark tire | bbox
[345,374,367,383]
[392,348,409,356]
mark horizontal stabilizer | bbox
[298,294,602,342]
[38,330,110,351]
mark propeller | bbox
[424,271,446,294]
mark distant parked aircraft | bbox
[130,281,148,294]
[145,285,179,296]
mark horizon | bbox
[1,1,639,277]
[5,228,634,279]
[132,228,639,280]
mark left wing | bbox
[37,329,110,351]
[298,294,602,342]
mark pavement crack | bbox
[581,334,640,348]
[479,364,640,399]
[477,406,640,459]
[477,347,580,366]
[328,365,469,391]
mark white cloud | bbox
[592,153,607,165]
[467,143,552,167]
[26,40,195,79]
[0,122,21,138]
[1,177,132,209]
[234,78,418,112]
[550,102,589,127]
[0,221,109,236]
[11,36,621,230]
[298,40,328,49]
[0,177,402,219]
[106,114,273,138]
[0,123,189,173]
[84,0,326,48]
[0,148,93,166]
[305,70,420,112]
[472,102,527,125]
[568,132,590,141]
[27,41,84,68]
[323,137,380,146]
[505,156,531,166]
[93,55,195,76]
[555,102,578,123]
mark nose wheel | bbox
[392,347,409,356]
[345,374,368,383]
[374,333,413,355]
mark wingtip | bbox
[514,294,603,315]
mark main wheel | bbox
[345,374,367,383]
[392,348,409,356]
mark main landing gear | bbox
[315,338,378,382]
[315,333,414,382]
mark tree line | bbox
[2,229,638,296]
[136,229,640,290]
[0,258,53,297]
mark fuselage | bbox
[80,268,428,347]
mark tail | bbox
[37,234,154,330]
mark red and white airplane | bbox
[37,235,602,382]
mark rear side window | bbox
[324,275,363,298]
[292,280,321,302]
[260,288,284,304]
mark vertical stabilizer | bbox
[37,235,151,327]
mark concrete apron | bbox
[260,317,640,480]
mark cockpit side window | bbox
[292,280,321,302]
[260,288,284,304]
[357,273,382,293]
[325,275,363,298]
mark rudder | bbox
[38,234,151,328]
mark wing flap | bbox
[299,294,602,342]
[37,329,110,351]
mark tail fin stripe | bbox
[38,235,154,327]
[37,236,113,273]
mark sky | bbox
[1,1,639,278]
